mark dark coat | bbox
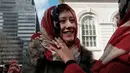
[22,46,94,73]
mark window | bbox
[80,13,98,50]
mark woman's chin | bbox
[64,39,74,43]
[65,40,74,47]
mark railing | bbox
[0,64,22,67]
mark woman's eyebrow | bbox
[59,17,66,19]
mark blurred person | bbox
[115,12,120,25]
[23,4,95,73]
[50,0,130,73]
[7,60,20,73]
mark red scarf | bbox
[100,10,130,65]
[92,9,130,73]
[108,10,130,51]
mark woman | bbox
[23,4,94,73]
[51,0,130,73]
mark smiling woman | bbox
[23,3,94,73]
[58,8,76,47]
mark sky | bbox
[34,0,60,24]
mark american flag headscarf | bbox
[28,4,80,66]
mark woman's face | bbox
[59,10,76,44]
[115,12,120,25]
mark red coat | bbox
[64,59,130,73]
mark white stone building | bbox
[64,0,119,59]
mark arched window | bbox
[80,13,98,49]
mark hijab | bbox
[28,4,80,66]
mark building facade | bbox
[0,0,36,65]
[65,2,118,59]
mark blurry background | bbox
[0,0,60,72]
[0,1,37,72]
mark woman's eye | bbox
[70,19,75,23]
[59,20,66,23]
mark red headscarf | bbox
[41,4,80,48]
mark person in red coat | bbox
[50,0,130,73]
[7,60,21,73]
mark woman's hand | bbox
[49,37,75,63]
